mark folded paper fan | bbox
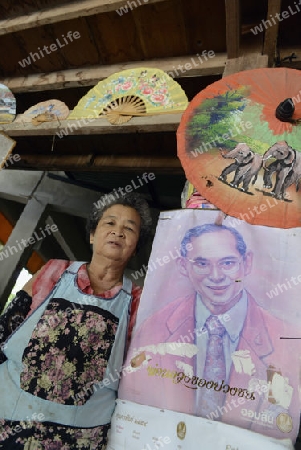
[68,68,188,124]
[17,100,69,126]
[0,132,16,169]
[0,84,16,124]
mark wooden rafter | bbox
[1,53,227,93]
[12,155,183,173]
[225,0,241,59]
[0,0,169,36]
[263,0,282,66]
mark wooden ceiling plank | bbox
[263,0,282,66]
[181,0,226,54]
[1,53,227,93]
[225,0,241,59]
[86,11,143,65]
[0,0,169,36]
[132,0,187,59]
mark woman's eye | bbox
[125,226,134,232]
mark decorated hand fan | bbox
[0,84,16,124]
[16,100,69,126]
[0,132,16,169]
[68,68,188,124]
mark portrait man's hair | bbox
[180,223,247,258]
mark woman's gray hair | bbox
[87,192,152,252]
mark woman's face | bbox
[90,204,141,264]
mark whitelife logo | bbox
[0,224,58,261]
[116,0,149,16]
[93,173,156,209]
[18,31,81,68]
[250,2,301,35]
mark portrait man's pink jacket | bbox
[119,292,301,442]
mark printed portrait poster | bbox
[117,209,301,445]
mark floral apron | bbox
[0,262,132,448]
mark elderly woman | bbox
[0,192,152,449]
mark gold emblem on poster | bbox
[176,421,186,440]
[276,413,293,433]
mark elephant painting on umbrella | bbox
[219,140,301,201]
[218,143,263,193]
[262,141,301,200]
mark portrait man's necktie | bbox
[198,315,226,418]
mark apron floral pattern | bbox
[0,262,133,449]
[0,418,110,449]
[20,298,119,406]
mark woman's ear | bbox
[90,233,94,245]
[176,257,189,277]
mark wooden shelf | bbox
[2,112,184,137]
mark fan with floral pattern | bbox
[68,68,189,124]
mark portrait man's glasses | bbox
[186,257,243,275]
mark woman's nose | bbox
[111,228,124,237]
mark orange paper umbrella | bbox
[177,67,301,228]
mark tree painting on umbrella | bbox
[186,87,251,155]
[177,68,301,228]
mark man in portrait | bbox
[119,223,301,441]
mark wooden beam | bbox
[0,170,44,204]
[46,216,76,260]
[0,170,101,217]
[2,112,183,136]
[48,213,91,261]
[93,156,182,171]
[0,0,168,37]
[223,52,268,78]
[12,154,183,173]
[1,53,227,93]
[263,0,282,66]
[225,0,241,59]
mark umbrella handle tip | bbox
[214,211,227,226]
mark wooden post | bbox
[263,0,282,66]
[225,0,241,59]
